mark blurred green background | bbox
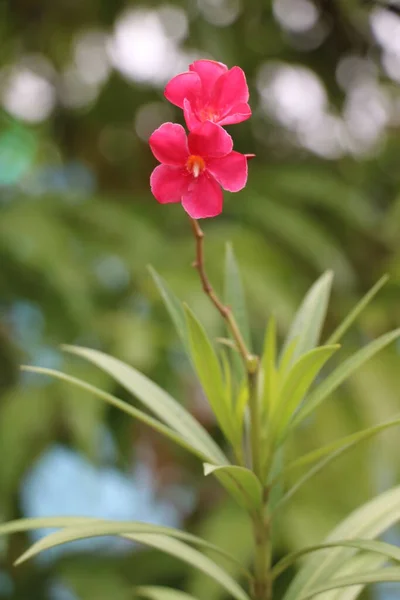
[1,0,400,598]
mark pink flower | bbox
[149,121,248,219]
[164,59,251,131]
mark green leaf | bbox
[298,568,400,600]
[16,527,251,600]
[272,539,400,580]
[21,366,212,462]
[292,328,400,428]
[62,345,228,466]
[13,520,242,565]
[326,275,389,345]
[281,414,400,478]
[148,266,189,353]
[282,485,400,600]
[135,586,200,600]
[273,345,339,440]
[224,243,251,350]
[219,349,232,412]
[266,448,285,513]
[184,306,233,441]
[0,518,247,576]
[204,464,263,512]
[261,316,278,416]
[278,338,298,377]
[318,554,386,600]
[281,271,333,364]
[273,415,400,512]
[0,516,100,536]
[235,378,248,436]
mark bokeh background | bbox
[1,0,400,598]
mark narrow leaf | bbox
[21,366,211,462]
[274,415,400,512]
[16,528,251,600]
[298,568,400,600]
[0,517,101,536]
[272,539,400,580]
[148,266,189,352]
[13,520,243,567]
[278,338,298,377]
[184,306,233,441]
[281,271,333,364]
[274,345,339,439]
[281,414,400,478]
[219,349,232,412]
[62,345,228,465]
[235,378,249,436]
[135,587,200,600]
[0,518,247,576]
[282,485,400,600]
[292,328,400,428]
[224,243,251,350]
[319,554,386,600]
[261,316,278,416]
[204,464,263,511]
[326,275,389,345]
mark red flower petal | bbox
[211,67,249,116]
[189,60,228,99]
[218,102,252,126]
[182,174,223,219]
[206,151,248,192]
[150,165,189,204]
[164,72,201,109]
[149,123,189,166]
[188,122,233,159]
[183,98,202,131]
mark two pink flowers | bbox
[149,60,252,219]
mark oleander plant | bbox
[3,60,400,600]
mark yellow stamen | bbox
[186,155,206,178]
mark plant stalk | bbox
[189,218,255,368]
[189,218,272,600]
[249,368,273,600]
[252,507,273,600]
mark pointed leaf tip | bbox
[204,464,263,511]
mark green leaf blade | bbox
[21,366,210,461]
[275,414,400,512]
[148,266,190,353]
[261,316,278,416]
[274,345,339,440]
[272,539,400,580]
[282,485,400,600]
[135,587,200,600]
[326,275,389,345]
[283,414,400,478]
[204,464,263,511]
[224,243,251,350]
[293,328,400,428]
[184,306,233,442]
[61,345,228,465]
[281,271,333,364]
[16,526,251,600]
[298,568,400,600]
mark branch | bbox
[189,218,256,370]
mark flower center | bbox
[186,155,206,178]
[199,107,219,123]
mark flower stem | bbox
[189,218,257,368]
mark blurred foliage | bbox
[1,0,400,598]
